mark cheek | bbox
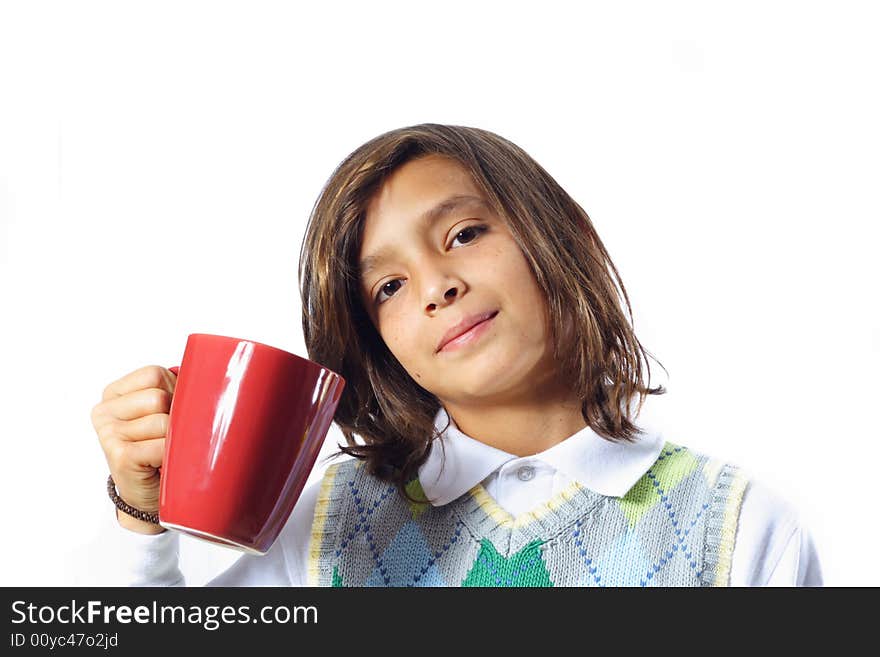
[506,264,553,339]
[499,251,546,305]
[379,322,426,379]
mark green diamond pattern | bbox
[462,539,552,587]
[616,442,699,528]
[331,565,344,587]
[405,478,431,519]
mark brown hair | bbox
[298,123,666,497]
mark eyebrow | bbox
[358,194,491,282]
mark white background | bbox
[1,0,877,586]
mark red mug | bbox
[158,333,345,555]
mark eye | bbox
[449,224,487,248]
[373,223,489,305]
[375,278,403,304]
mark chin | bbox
[454,373,509,401]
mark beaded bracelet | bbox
[106,474,160,525]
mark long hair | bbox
[298,123,666,497]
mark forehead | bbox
[357,156,490,275]
[364,155,481,223]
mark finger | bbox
[106,436,166,473]
[102,365,176,402]
[99,412,170,446]
[93,387,172,428]
[121,436,166,470]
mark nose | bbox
[422,267,466,313]
[426,284,459,312]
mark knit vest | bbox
[307,441,748,587]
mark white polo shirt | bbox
[95,406,823,587]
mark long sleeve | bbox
[763,523,823,586]
[86,509,186,587]
[729,475,824,586]
[91,474,324,587]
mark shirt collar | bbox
[417,404,665,506]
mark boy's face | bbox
[358,154,563,408]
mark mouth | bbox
[437,311,499,354]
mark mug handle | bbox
[168,366,180,376]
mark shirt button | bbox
[516,465,535,482]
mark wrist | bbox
[107,473,164,533]
[116,508,167,535]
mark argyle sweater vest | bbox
[307,441,749,587]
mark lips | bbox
[436,310,499,353]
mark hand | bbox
[91,365,177,534]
